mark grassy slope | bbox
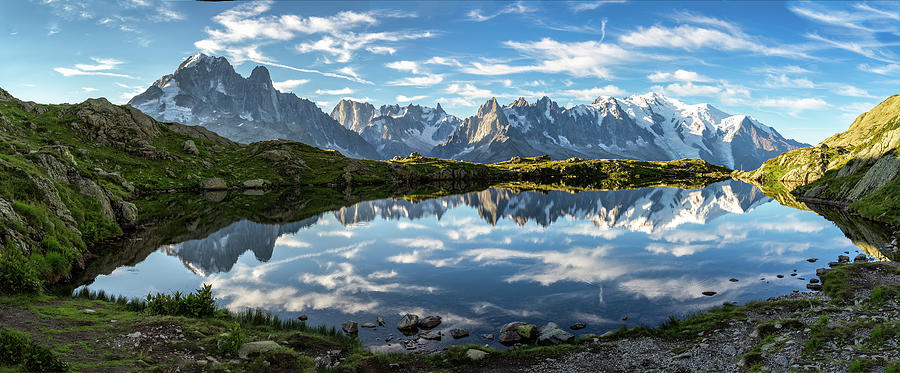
[737,94,900,225]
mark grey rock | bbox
[242,179,269,188]
[816,268,828,276]
[341,321,358,335]
[806,284,823,291]
[853,253,868,262]
[838,255,850,263]
[360,323,376,328]
[481,334,494,340]
[376,317,385,327]
[298,315,308,321]
[465,349,487,361]
[450,329,469,339]
[499,322,537,345]
[201,177,227,190]
[809,278,820,284]
[702,291,717,296]
[420,330,441,340]
[570,323,587,330]
[182,140,199,155]
[397,314,419,330]
[116,201,138,226]
[417,316,442,329]
[237,341,282,359]
[537,322,575,346]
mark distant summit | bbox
[128,54,805,168]
[433,94,807,169]
[128,53,378,158]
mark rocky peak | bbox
[435,102,444,113]
[478,98,501,117]
[0,87,14,102]
[249,66,272,84]
[511,97,529,108]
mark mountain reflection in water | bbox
[82,180,885,348]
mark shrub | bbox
[0,329,68,372]
[0,246,42,294]
[146,284,216,318]
[217,322,245,356]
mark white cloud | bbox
[647,69,712,83]
[115,83,145,102]
[467,2,535,22]
[436,97,477,108]
[805,33,897,64]
[385,60,419,74]
[255,60,372,84]
[758,97,830,115]
[652,82,722,97]
[840,102,875,114]
[834,85,872,98]
[315,87,355,95]
[272,79,310,92]
[75,57,124,71]
[445,83,493,99]
[396,95,428,102]
[620,21,809,59]
[81,87,98,92]
[462,38,641,79]
[752,65,813,75]
[425,56,462,67]
[859,63,900,75]
[558,85,625,101]
[763,74,815,89]
[386,73,444,87]
[196,2,433,65]
[54,57,134,79]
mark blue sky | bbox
[1,1,899,144]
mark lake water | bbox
[78,180,887,351]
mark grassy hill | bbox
[738,95,900,224]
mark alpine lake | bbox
[71,180,898,353]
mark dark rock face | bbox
[434,94,806,169]
[129,54,378,159]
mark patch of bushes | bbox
[145,284,217,317]
[848,358,873,373]
[0,329,68,372]
[0,245,42,294]
[217,322,245,356]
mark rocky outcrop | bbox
[739,94,900,224]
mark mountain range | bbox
[129,54,807,170]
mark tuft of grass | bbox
[848,358,873,373]
[0,329,68,372]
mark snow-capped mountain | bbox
[434,94,807,170]
[128,54,378,158]
[334,180,770,234]
[331,99,462,158]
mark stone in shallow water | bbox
[537,322,574,346]
[361,323,376,328]
[702,291,717,296]
[397,314,419,330]
[417,316,442,329]
[342,321,358,335]
[450,329,469,339]
[569,323,586,330]
[420,330,441,340]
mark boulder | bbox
[182,140,199,156]
[116,201,138,226]
[420,330,441,340]
[465,349,487,361]
[837,255,850,263]
[360,323,376,328]
[200,177,227,190]
[815,268,828,276]
[853,254,868,263]
[376,316,385,327]
[298,315,308,321]
[341,321,358,335]
[702,291,717,296]
[418,316,442,329]
[397,314,419,330]
[237,341,282,359]
[499,322,537,345]
[806,284,823,291]
[537,322,574,346]
[243,179,269,188]
[450,329,469,339]
[569,323,586,330]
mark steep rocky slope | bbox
[740,95,900,224]
[128,54,379,158]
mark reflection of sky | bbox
[82,181,860,348]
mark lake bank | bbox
[3,260,897,372]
